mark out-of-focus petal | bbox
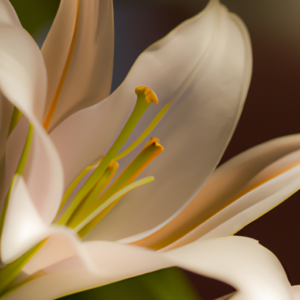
[123,135,300,249]
[0,0,21,27]
[42,0,114,130]
[3,243,169,300]
[0,95,13,198]
[165,237,293,300]
[0,1,46,122]
[2,237,290,300]
[51,0,252,241]
[214,285,300,300]
[0,0,64,224]
[1,176,78,264]
[293,286,300,299]
[162,138,300,249]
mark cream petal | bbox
[43,0,114,130]
[293,286,300,299]
[121,134,300,249]
[1,176,77,264]
[0,95,13,199]
[0,10,46,122]
[0,2,64,224]
[165,237,293,300]
[2,237,291,300]
[2,118,28,205]
[0,0,21,27]
[51,0,252,241]
[2,242,170,300]
[163,152,300,250]
[214,286,300,300]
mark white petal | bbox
[292,286,300,299]
[164,237,293,300]
[124,134,300,249]
[163,139,300,249]
[43,0,114,130]
[0,94,13,197]
[51,0,252,241]
[3,242,170,300]
[3,237,292,300]
[216,286,300,300]
[1,176,75,264]
[0,1,64,224]
[0,4,46,122]
[0,0,21,27]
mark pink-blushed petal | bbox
[293,286,300,299]
[214,286,300,300]
[0,95,13,199]
[164,237,293,300]
[0,0,21,27]
[162,151,300,250]
[2,237,293,300]
[122,134,300,249]
[2,241,170,300]
[0,0,64,224]
[2,118,28,204]
[1,176,80,265]
[51,0,252,241]
[43,0,114,130]
[0,10,45,122]
[41,0,78,121]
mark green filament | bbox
[57,89,157,226]
[115,102,171,161]
[57,158,102,216]
[67,140,162,230]
[75,176,154,236]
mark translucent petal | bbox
[123,135,300,249]
[42,0,114,130]
[51,0,252,241]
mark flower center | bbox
[56,86,168,238]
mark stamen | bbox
[67,138,163,231]
[8,107,23,137]
[74,176,154,237]
[114,102,171,161]
[57,86,158,226]
[43,0,81,130]
[56,157,102,215]
[66,161,119,227]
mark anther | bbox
[135,86,159,104]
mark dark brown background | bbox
[111,0,300,299]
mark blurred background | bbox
[9,0,300,299]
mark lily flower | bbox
[0,0,299,299]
